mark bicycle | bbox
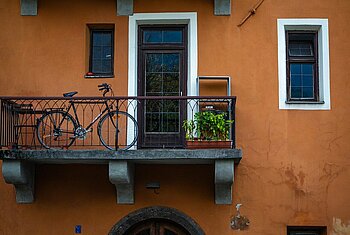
[36,83,138,150]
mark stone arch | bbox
[108,206,205,235]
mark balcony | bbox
[0,96,242,204]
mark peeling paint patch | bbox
[332,218,350,235]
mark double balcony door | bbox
[138,25,188,148]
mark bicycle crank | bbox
[74,127,91,140]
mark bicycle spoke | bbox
[37,111,77,149]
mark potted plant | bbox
[182,111,233,149]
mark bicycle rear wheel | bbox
[36,110,77,149]
[98,111,138,150]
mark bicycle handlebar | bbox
[98,83,113,97]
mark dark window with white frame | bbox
[277,19,330,110]
[287,226,327,235]
[87,26,114,77]
[286,31,318,102]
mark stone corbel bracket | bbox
[116,0,134,16]
[21,0,38,16]
[215,159,234,204]
[109,161,135,204]
[214,0,231,16]
[2,160,35,203]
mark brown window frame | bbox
[286,31,319,102]
[86,25,115,78]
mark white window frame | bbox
[277,19,330,110]
[127,12,198,148]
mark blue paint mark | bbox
[75,225,82,234]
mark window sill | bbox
[285,101,325,104]
[84,75,114,79]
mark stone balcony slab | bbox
[0,149,242,205]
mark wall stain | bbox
[332,218,350,235]
[284,165,307,195]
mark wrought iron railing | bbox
[0,96,236,150]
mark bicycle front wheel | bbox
[98,111,138,150]
[36,110,77,149]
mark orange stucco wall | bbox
[0,0,350,234]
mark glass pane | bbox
[143,30,183,44]
[302,64,313,75]
[93,33,103,45]
[146,73,162,94]
[291,87,302,98]
[92,59,102,73]
[146,113,161,132]
[146,100,161,112]
[92,46,102,59]
[163,100,179,113]
[146,54,162,72]
[302,87,314,98]
[144,31,162,43]
[101,59,112,73]
[163,54,179,72]
[101,33,112,45]
[303,75,314,87]
[163,73,179,94]
[163,30,183,43]
[162,113,179,132]
[290,64,301,74]
[102,47,112,59]
[291,75,301,86]
[289,43,314,56]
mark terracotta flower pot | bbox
[185,140,232,149]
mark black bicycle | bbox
[36,83,138,150]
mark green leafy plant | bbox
[182,119,195,141]
[183,111,233,141]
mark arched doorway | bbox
[128,219,188,235]
[109,206,205,235]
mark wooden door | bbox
[138,25,187,148]
[129,220,189,235]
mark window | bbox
[86,25,114,78]
[277,19,330,110]
[286,31,318,101]
[287,226,327,235]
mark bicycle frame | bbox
[56,100,115,133]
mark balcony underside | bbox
[0,149,242,205]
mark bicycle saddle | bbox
[63,91,78,97]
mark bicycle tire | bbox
[36,110,77,149]
[98,111,138,150]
